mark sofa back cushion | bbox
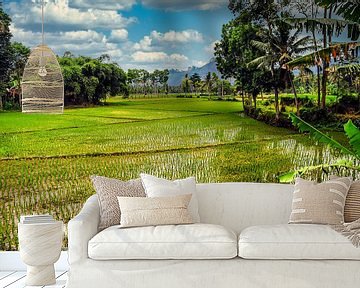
[195,182,293,234]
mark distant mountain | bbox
[168,58,222,86]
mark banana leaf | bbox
[279,160,358,183]
[344,120,360,159]
[289,113,355,157]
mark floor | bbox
[0,271,67,288]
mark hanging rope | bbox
[41,0,45,46]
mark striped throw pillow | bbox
[330,176,360,223]
[344,181,360,223]
[289,177,352,225]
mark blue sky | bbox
[4,0,233,71]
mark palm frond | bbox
[290,113,355,156]
[285,17,360,40]
[315,0,360,24]
[287,42,360,68]
[247,55,272,68]
[292,35,313,48]
[250,40,270,53]
[332,63,360,74]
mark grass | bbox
[0,96,354,250]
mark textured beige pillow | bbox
[345,181,360,222]
[118,194,194,228]
[91,176,146,230]
[289,177,351,225]
[330,176,360,223]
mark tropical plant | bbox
[0,1,12,110]
[59,54,128,104]
[279,112,360,182]
[287,0,360,109]
[182,74,191,95]
[248,20,314,116]
[190,73,201,95]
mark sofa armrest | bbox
[68,194,100,264]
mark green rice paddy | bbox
[0,97,352,250]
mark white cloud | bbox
[10,25,120,58]
[205,40,219,54]
[141,0,227,11]
[7,0,135,30]
[110,29,128,41]
[151,30,203,43]
[192,60,207,67]
[132,51,188,63]
[133,29,203,52]
[133,36,153,51]
[69,0,136,10]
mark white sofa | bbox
[66,182,360,288]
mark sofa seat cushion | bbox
[88,223,237,260]
[238,224,360,260]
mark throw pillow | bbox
[118,194,194,228]
[345,181,360,222]
[91,175,146,230]
[329,176,360,223]
[140,173,200,222]
[289,177,352,225]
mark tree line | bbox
[215,0,359,120]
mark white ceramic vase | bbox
[18,221,63,286]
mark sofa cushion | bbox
[88,223,237,260]
[238,224,360,260]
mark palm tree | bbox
[288,0,359,108]
[248,21,314,118]
[205,72,212,97]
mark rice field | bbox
[0,97,354,250]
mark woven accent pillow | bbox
[329,176,360,223]
[289,177,352,225]
[91,176,146,230]
[118,194,194,228]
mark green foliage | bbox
[280,113,360,182]
[289,112,354,156]
[0,2,12,108]
[344,120,360,157]
[59,54,128,104]
[127,68,169,95]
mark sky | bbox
[4,0,233,71]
